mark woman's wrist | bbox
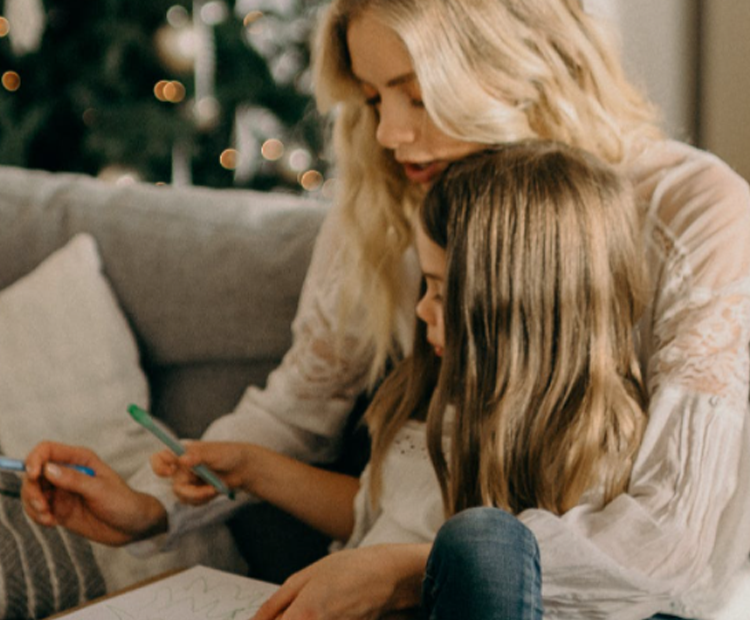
[132,491,169,541]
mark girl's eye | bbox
[365,95,381,107]
[410,98,425,109]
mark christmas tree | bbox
[0,0,330,193]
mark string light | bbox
[200,2,229,26]
[2,71,20,92]
[166,5,190,28]
[154,80,186,103]
[287,147,312,172]
[154,80,170,101]
[0,17,9,37]
[220,149,239,170]
[243,11,263,27]
[299,170,323,192]
[164,81,186,102]
[321,179,338,200]
[261,138,284,161]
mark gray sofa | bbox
[0,164,335,614]
[0,165,327,439]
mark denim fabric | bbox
[421,507,543,620]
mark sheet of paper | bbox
[62,565,279,620]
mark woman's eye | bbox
[365,95,381,107]
[410,98,425,109]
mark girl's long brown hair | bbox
[415,141,648,516]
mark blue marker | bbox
[127,404,235,500]
[0,456,95,477]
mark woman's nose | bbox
[375,99,417,150]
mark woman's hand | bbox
[150,441,254,506]
[253,544,429,620]
[21,441,168,546]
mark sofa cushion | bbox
[0,233,162,477]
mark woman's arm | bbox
[127,204,420,552]
[520,144,750,618]
[253,543,430,620]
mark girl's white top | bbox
[130,140,750,620]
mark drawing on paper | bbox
[63,566,278,620]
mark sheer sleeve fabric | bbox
[519,141,750,619]
[128,200,421,553]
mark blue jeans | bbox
[420,507,690,620]
[421,507,543,619]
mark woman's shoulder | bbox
[629,139,750,223]
[631,140,750,290]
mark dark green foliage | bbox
[0,0,327,190]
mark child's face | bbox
[346,9,485,189]
[415,223,446,357]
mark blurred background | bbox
[0,0,747,195]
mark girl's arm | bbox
[154,442,360,541]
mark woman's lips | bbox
[402,161,445,185]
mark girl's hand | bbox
[21,441,167,546]
[150,441,254,505]
[253,544,429,620]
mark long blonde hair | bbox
[413,142,649,516]
[313,0,663,385]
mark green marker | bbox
[128,404,235,500]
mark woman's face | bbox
[415,223,446,357]
[347,10,486,188]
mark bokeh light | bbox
[287,148,312,172]
[154,80,170,101]
[299,170,323,192]
[243,11,264,27]
[2,71,20,92]
[0,17,10,37]
[163,80,186,103]
[166,5,190,28]
[321,179,338,200]
[220,149,239,170]
[261,138,285,161]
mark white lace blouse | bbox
[131,140,750,619]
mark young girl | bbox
[22,0,750,617]
[23,141,650,619]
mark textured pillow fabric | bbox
[0,473,105,619]
[0,233,162,478]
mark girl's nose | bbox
[375,99,417,150]
[415,295,432,326]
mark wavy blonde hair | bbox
[414,142,649,516]
[313,0,663,384]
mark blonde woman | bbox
[22,0,750,618]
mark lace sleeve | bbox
[519,143,750,619]
[645,151,750,406]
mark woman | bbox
[23,1,750,618]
